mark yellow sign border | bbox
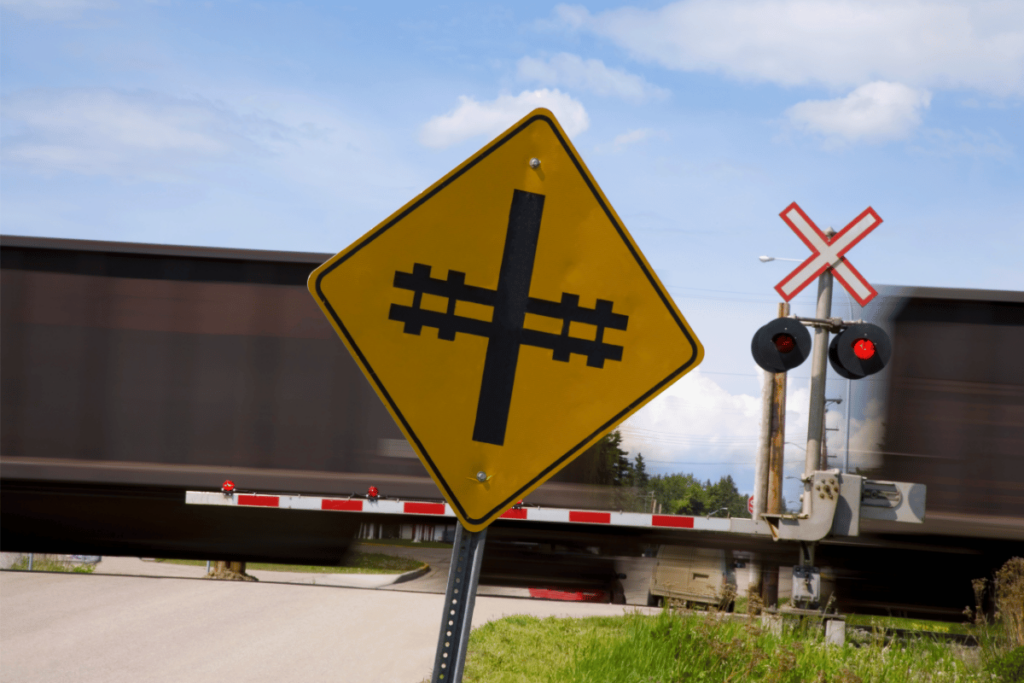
[309,109,703,530]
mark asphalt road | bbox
[1,569,657,683]
[361,543,658,604]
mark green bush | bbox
[10,555,95,573]
[986,646,1024,683]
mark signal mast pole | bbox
[802,229,835,517]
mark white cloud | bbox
[612,128,654,147]
[1,88,285,177]
[618,368,810,477]
[786,81,932,144]
[825,397,885,472]
[0,0,114,21]
[914,126,1015,159]
[419,89,589,149]
[516,53,669,103]
[553,1,1024,96]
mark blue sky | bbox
[3,0,1022,504]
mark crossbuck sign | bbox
[309,109,704,531]
[774,202,882,306]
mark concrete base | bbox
[825,617,847,646]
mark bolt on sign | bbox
[309,109,704,531]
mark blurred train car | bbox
[3,236,1021,615]
[0,235,614,563]
[872,286,1023,536]
[817,285,1024,616]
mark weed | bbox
[994,558,1024,648]
[985,646,1024,683]
[9,554,95,574]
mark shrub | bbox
[995,558,1024,648]
[985,646,1024,683]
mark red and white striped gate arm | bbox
[184,491,732,532]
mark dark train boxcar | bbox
[870,286,1024,540]
[0,235,611,561]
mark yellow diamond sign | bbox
[309,109,703,531]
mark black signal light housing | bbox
[751,318,812,373]
[829,322,891,379]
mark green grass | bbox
[10,556,95,574]
[157,552,424,575]
[356,538,453,549]
[730,598,970,635]
[845,614,972,635]
[462,610,998,683]
[735,596,790,612]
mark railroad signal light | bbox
[774,333,796,354]
[367,486,379,499]
[829,323,891,379]
[853,338,875,360]
[221,480,235,493]
[751,318,812,373]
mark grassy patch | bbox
[463,610,996,683]
[845,614,971,635]
[356,539,453,549]
[10,556,95,574]
[157,552,424,575]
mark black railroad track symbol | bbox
[388,189,629,447]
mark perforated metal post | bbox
[432,523,487,683]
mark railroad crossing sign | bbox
[774,202,882,306]
[309,109,703,531]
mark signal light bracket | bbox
[789,315,865,332]
[752,315,886,376]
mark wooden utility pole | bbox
[761,301,789,608]
[207,561,256,581]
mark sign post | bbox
[432,525,486,682]
[308,109,704,682]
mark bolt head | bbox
[528,158,540,169]
[476,471,487,482]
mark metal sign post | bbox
[803,261,834,515]
[432,524,487,683]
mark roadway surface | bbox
[1,550,659,683]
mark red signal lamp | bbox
[852,338,875,360]
[773,333,796,354]
[751,318,811,373]
[367,486,379,499]
[828,323,891,379]
[221,480,235,493]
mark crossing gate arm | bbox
[184,471,924,540]
[184,491,733,532]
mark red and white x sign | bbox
[774,202,882,306]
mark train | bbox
[0,234,620,565]
[2,234,1022,614]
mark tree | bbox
[606,431,632,487]
[632,453,649,489]
[706,475,747,518]
[553,430,629,486]
[647,472,750,517]
[648,472,708,515]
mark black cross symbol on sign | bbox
[388,189,630,447]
